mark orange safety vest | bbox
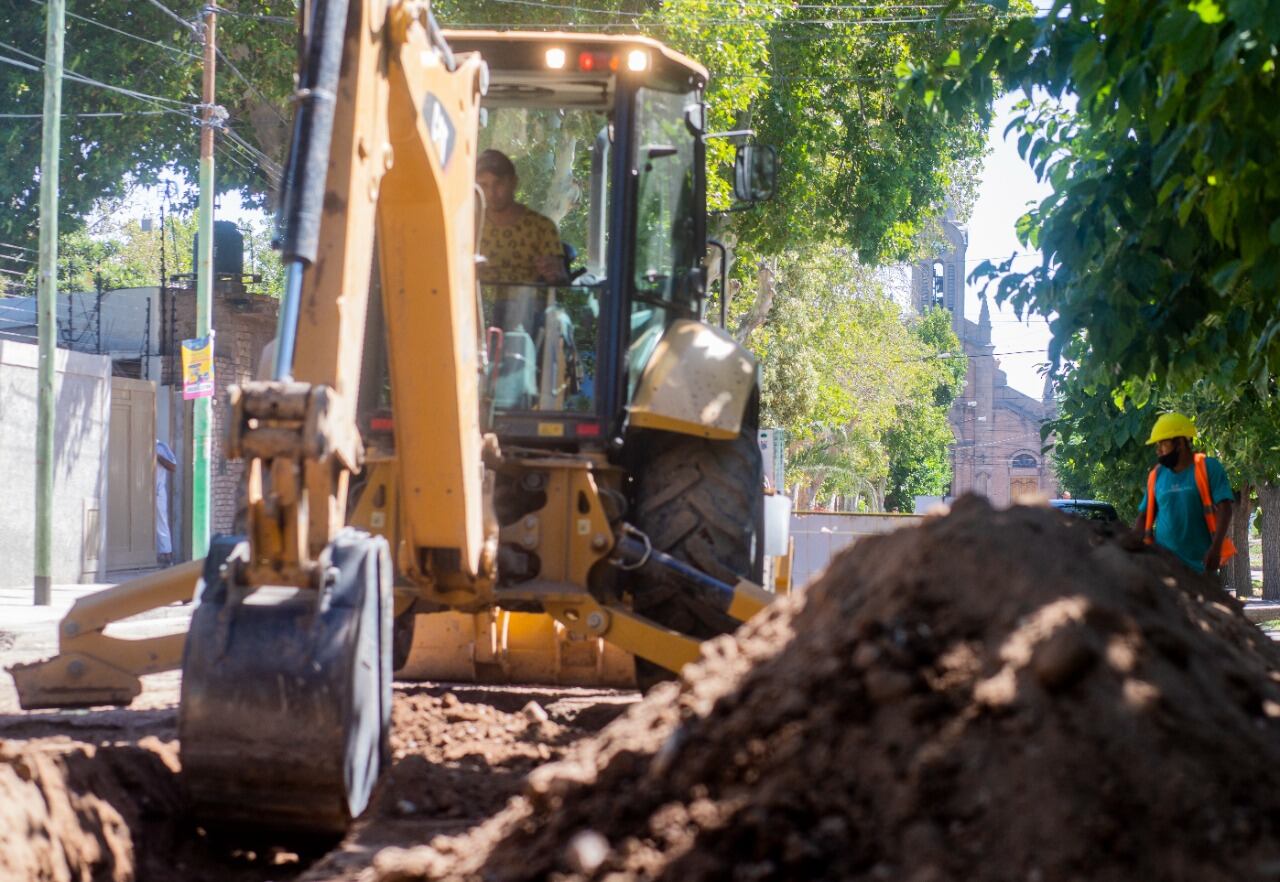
[1144,452,1237,562]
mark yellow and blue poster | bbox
[181,335,215,400]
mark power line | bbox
[674,1,956,8]
[0,43,199,114]
[473,0,971,21]
[215,47,289,126]
[221,126,283,182]
[445,22,985,40]
[140,0,201,38]
[202,4,293,25]
[31,1,203,61]
[0,53,39,73]
[0,241,37,253]
[0,110,172,119]
[448,15,984,28]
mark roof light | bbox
[626,49,649,72]
[545,47,567,70]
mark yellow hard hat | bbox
[1146,412,1196,445]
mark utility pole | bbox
[192,7,217,561]
[34,0,65,605]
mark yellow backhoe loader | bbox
[10,0,779,836]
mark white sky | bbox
[962,92,1054,398]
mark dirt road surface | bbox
[0,598,637,882]
[10,498,1280,882]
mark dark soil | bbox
[10,496,1280,882]
[372,495,1280,882]
[0,686,633,882]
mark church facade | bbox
[911,219,1059,507]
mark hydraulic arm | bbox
[9,1,782,838]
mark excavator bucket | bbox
[179,532,393,836]
[397,608,636,688]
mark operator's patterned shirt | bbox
[478,204,561,283]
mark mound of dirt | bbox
[0,737,181,882]
[0,683,635,882]
[374,495,1280,882]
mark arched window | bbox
[1011,453,1038,469]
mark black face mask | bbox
[1158,449,1180,469]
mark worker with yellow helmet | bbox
[1135,413,1236,574]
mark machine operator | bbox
[475,149,567,285]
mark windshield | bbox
[484,282,598,414]
[632,87,699,308]
[477,105,610,285]
[478,102,610,415]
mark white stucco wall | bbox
[0,340,111,586]
[789,511,924,591]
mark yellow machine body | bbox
[11,5,776,718]
[628,319,758,440]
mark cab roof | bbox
[441,30,708,95]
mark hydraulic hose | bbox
[273,0,350,380]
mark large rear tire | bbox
[631,420,763,687]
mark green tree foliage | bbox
[906,0,1280,406]
[2,2,996,268]
[0,1,293,250]
[898,0,1280,576]
[884,308,966,511]
[748,244,962,511]
[1,0,997,506]
[1046,378,1154,523]
[5,202,282,300]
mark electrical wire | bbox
[670,1,956,8]
[140,0,201,37]
[215,46,289,126]
[0,42,200,113]
[221,125,283,182]
[446,15,985,28]
[0,53,39,73]
[216,138,278,188]
[25,1,204,61]
[470,0,971,22]
[214,140,257,178]
[202,4,293,25]
[0,110,172,118]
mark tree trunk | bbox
[733,260,776,344]
[1226,485,1253,599]
[544,123,578,227]
[1259,482,1280,601]
[803,477,823,510]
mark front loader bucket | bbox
[397,608,636,688]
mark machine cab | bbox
[444,31,712,445]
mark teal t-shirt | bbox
[1138,456,1233,572]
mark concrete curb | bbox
[0,570,192,633]
[1242,602,1280,625]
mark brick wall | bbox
[167,285,278,535]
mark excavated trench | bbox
[0,685,635,882]
[9,497,1280,882]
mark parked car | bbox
[1050,498,1119,522]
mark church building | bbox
[911,218,1059,506]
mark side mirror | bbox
[733,143,777,203]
